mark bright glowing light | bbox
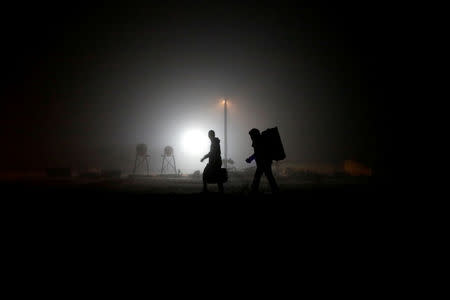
[181,129,210,155]
[220,99,232,107]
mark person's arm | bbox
[245,154,255,163]
[201,152,210,162]
[202,140,219,162]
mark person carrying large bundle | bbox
[245,127,285,194]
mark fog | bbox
[1,4,386,174]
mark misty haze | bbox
[1,3,393,200]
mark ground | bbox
[1,174,398,263]
[1,173,376,199]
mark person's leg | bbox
[203,164,210,192]
[264,162,279,193]
[251,166,264,193]
[213,161,224,193]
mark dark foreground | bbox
[1,175,401,278]
[1,175,380,199]
[1,175,395,219]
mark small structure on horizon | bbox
[133,144,150,176]
[222,158,236,172]
[161,146,177,175]
[344,160,372,176]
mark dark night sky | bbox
[1,2,393,175]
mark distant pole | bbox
[224,98,228,169]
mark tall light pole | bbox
[224,98,228,169]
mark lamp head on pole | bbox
[220,97,231,105]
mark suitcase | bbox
[261,127,286,161]
[206,168,228,184]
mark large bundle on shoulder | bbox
[261,127,286,161]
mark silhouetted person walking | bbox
[201,130,224,193]
[246,128,279,194]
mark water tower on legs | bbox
[161,146,177,175]
[133,144,150,176]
